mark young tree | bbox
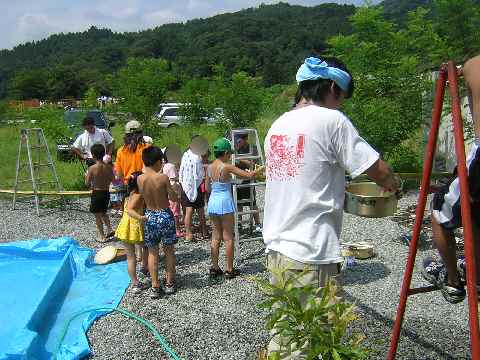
[178,78,216,124]
[213,71,265,128]
[114,57,175,122]
[327,6,449,170]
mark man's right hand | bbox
[365,159,400,193]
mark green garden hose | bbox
[53,306,182,360]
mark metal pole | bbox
[12,130,24,210]
[388,65,447,360]
[25,130,40,216]
[447,61,480,359]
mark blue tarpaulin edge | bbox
[0,237,130,360]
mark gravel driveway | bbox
[0,192,473,359]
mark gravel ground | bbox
[0,192,474,359]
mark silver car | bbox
[155,103,228,128]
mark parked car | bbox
[56,109,114,161]
[154,103,229,128]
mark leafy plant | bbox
[178,78,216,125]
[217,71,265,128]
[255,266,368,360]
[114,57,175,122]
[83,87,98,108]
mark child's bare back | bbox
[86,162,114,190]
[138,171,177,211]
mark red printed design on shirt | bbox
[267,134,305,181]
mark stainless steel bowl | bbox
[344,182,398,218]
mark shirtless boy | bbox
[85,144,115,242]
[138,146,178,298]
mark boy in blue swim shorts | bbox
[138,146,178,298]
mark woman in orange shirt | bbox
[115,120,151,184]
[115,120,151,274]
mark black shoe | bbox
[224,269,240,280]
[438,269,466,304]
[209,267,224,278]
[150,286,163,299]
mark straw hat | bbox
[94,245,126,265]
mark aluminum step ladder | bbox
[230,128,265,264]
[13,128,64,215]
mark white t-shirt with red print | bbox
[263,105,379,265]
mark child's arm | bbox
[85,167,93,187]
[127,193,146,221]
[165,176,178,202]
[108,166,115,184]
[205,166,211,193]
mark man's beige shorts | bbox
[267,250,342,288]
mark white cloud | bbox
[16,13,61,45]
[143,9,185,26]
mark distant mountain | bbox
[381,0,433,20]
[0,0,446,99]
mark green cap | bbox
[213,137,232,152]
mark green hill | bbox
[0,0,471,100]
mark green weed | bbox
[254,266,368,360]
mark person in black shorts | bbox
[179,136,208,240]
[423,55,480,303]
[85,144,115,242]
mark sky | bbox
[1,0,381,51]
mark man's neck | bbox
[296,98,336,110]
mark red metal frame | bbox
[387,61,480,359]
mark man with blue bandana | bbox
[263,56,399,358]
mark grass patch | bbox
[0,99,285,191]
[0,122,126,191]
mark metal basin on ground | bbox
[345,182,398,218]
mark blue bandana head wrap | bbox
[296,57,351,92]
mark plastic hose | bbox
[53,306,182,360]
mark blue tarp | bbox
[0,237,130,360]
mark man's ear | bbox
[330,81,341,100]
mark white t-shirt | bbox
[72,128,113,158]
[179,149,204,202]
[263,105,379,264]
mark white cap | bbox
[125,120,142,134]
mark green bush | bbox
[385,144,422,173]
[384,129,424,173]
[255,267,368,360]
